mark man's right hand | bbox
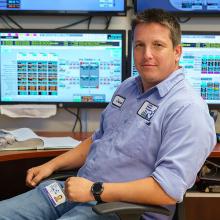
[26,164,54,188]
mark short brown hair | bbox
[131,9,181,47]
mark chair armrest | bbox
[92,202,170,216]
[46,169,78,181]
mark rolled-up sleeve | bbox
[152,102,216,202]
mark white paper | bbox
[1,128,81,149]
[40,136,81,149]
[2,128,39,141]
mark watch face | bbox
[92,182,103,194]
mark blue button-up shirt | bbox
[78,68,216,219]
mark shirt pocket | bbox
[102,104,125,132]
[113,113,153,160]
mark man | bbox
[0,9,216,220]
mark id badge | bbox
[44,182,66,207]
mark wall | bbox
[1,0,220,132]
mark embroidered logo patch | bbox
[137,101,158,124]
[112,95,125,108]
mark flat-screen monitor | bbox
[128,30,220,108]
[0,0,126,16]
[0,29,126,107]
[134,0,220,16]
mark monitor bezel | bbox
[127,30,135,79]
[0,0,126,16]
[128,29,220,108]
[0,28,126,108]
[134,0,220,17]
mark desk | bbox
[0,132,92,162]
[183,142,220,220]
[209,142,220,157]
[0,132,92,200]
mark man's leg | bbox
[0,180,77,220]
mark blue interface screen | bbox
[135,0,220,13]
[0,31,124,104]
[0,0,125,12]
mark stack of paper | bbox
[0,128,81,151]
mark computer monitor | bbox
[134,0,220,16]
[0,29,126,107]
[0,0,126,16]
[128,30,220,108]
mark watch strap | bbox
[93,193,102,203]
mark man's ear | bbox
[174,44,182,63]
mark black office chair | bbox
[48,170,170,220]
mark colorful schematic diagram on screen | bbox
[180,33,220,104]
[201,81,220,100]
[17,52,58,96]
[0,31,124,104]
[80,60,99,89]
[201,55,220,74]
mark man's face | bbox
[133,22,182,91]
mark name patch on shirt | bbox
[137,101,158,125]
[112,95,125,108]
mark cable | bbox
[87,16,93,29]
[65,108,82,132]
[0,16,14,29]
[55,17,91,29]
[105,16,112,30]
[72,108,82,132]
[6,15,23,29]
[176,16,191,23]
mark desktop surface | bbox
[0,131,92,162]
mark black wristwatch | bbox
[91,182,104,203]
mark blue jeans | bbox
[0,180,119,220]
[0,180,175,220]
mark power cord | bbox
[55,17,91,29]
[87,16,93,29]
[176,16,191,23]
[65,107,82,132]
[105,16,112,29]
[0,16,15,29]
[6,15,23,29]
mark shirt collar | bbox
[135,68,185,98]
[156,68,185,97]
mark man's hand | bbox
[26,164,54,187]
[65,177,94,202]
